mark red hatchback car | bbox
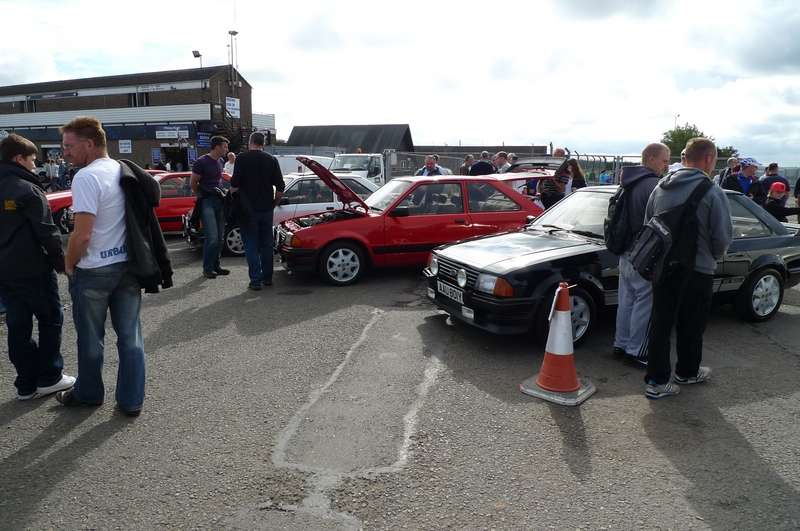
[275,157,543,285]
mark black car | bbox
[424,186,800,344]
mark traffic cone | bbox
[519,282,596,406]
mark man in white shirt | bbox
[223,151,236,175]
[56,116,146,417]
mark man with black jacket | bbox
[55,117,171,417]
[763,182,800,222]
[0,134,75,401]
[613,143,670,367]
[230,132,285,290]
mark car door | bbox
[156,175,194,232]
[717,195,779,293]
[465,181,529,237]
[381,181,473,266]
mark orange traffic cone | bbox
[519,282,596,406]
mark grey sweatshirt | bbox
[645,168,733,275]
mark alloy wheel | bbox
[751,274,780,317]
[326,248,360,283]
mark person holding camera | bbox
[191,136,231,279]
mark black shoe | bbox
[116,405,141,417]
[613,347,626,357]
[214,267,231,276]
[263,279,273,286]
[56,389,102,407]
[203,271,217,279]
[248,282,262,291]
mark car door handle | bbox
[326,207,335,211]
[454,218,466,224]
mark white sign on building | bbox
[119,139,132,153]
[225,97,241,119]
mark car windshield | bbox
[330,156,369,172]
[529,190,610,237]
[364,180,414,211]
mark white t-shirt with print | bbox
[71,157,128,269]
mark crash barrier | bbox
[519,282,596,406]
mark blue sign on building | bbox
[196,132,211,148]
[151,148,162,165]
[188,148,198,166]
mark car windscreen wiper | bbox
[568,229,604,239]
[368,205,383,212]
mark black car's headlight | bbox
[428,254,439,275]
[476,273,514,297]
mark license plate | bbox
[437,281,463,304]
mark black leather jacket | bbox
[118,160,173,293]
[0,161,64,279]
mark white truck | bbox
[329,153,387,185]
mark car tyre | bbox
[735,267,783,322]
[534,284,596,347]
[320,242,364,286]
[224,225,245,256]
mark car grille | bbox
[437,256,479,288]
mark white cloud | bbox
[2,0,800,164]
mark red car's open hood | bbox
[296,156,369,211]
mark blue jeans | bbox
[241,210,274,283]
[200,195,225,273]
[69,262,145,411]
[0,271,64,396]
[614,255,653,359]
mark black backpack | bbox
[604,178,643,255]
[628,178,712,282]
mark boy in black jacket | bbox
[0,134,75,400]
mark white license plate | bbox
[437,281,463,304]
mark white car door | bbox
[273,179,301,225]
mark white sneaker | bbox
[674,367,712,385]
[17,391,36,401]
[35,374,76,397]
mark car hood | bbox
[297,156,368,210]
[436,229,602,273]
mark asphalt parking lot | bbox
[1,236,799,530]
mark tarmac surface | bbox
[1,235,799,530]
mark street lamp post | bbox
[674,113,681,129]
[192,50,202,68]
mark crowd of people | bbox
[1,118,797,408]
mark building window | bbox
[128,92,149,107]
[25,99,36,112]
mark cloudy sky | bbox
[3,0,799,164]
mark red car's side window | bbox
[467,183,522,212]
[397,183,464,215]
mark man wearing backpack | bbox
[643,138,732,399]
[611,143,670,366]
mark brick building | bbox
[0,66,253,169]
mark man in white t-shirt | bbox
[56,116,146,417]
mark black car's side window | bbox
[727,196,772,238]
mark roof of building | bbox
[0,66,249,97]
[287,124,414,153]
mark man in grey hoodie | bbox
[613,143,670,366]
[643,138,733,399]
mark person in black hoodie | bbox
[0,134,76,401]
[763,182,800,222]
[612,143,670,367]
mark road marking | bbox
[269,308,444,528]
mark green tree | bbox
[661,123,739,161]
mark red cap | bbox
[770,182,787,193]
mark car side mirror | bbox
[279,197,290,206]
[390,206,410,217]
[526,215,537,224]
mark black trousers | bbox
[645,265,713,385]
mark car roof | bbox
[578,184,743,196]
[394,175,502,184]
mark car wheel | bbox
[320,242,364,286]
[53,208,70,234]
[735,267,784,322]
[224,226,245,256]
[534,285,596,347]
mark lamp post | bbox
[192,50,202,68]
[674,113,680,129]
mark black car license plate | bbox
[437,280,463,304]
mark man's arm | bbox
[190,172,201,193]
[271,157,285,202]
[65,213,95,274]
